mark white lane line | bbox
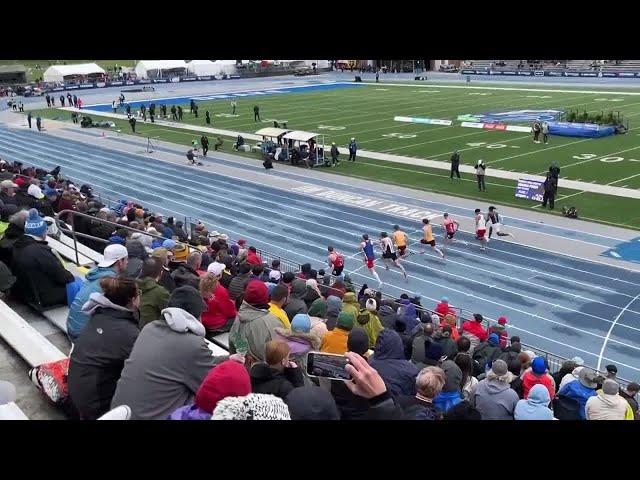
[3,128,639,284]
[11,140,640,345]
[19,145,640,357]
[596,292,640,371]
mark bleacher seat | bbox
[46,236,95,267]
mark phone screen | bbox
[306,352,351,381]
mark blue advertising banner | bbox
[515,178,544,202]
[548,121,616,138]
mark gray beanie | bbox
[491,359,508,376]
[603,379,619,395]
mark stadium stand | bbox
[0,160,637,421]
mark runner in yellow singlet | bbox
[392,224,408,258]
[420,218,445,259]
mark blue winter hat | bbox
[488,333,500,346]
[441,296,448,303]
[531,357,546,375]
[163,239,177,250]
[24,208,47,237]
[108,235,126,246]
[291,314,311,333]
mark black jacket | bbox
[472,341,503,376]
[249,363,304,399]
[68,304,140,419]
[0,223,24,265]
[0,192,17,206]
[331,380,370,420]
[498,346,521,365]
[87,221,114,253]
[397,395,441,420]
[10,234,74,307]
[158,268,176,293]
[450,152,460,166]
[169,262,200,289]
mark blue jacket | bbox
[558,379,596,420]
[348,141,357,153]
[433,390,463,413]
[370,330,419,397]
[67,267,117,340]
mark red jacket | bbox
[435,302,456,320]
[522,370,555,400]
[246,250,263,266]
[200,284,237,330]
[461,320,488,342]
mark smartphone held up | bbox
[306,351,352,381]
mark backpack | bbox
[552,394,581,421]
[28,358,78,418]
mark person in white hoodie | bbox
[585,379,628,420]
[110,286,230,420]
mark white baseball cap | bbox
[207,261,225,277]
[98,244,129,268]
[269,269,282,281]
[27,184,44,199]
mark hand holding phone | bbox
[306,352,352,381]
[344,352,387,399]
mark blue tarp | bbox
[547,121,616,138]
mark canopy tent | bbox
[43,63,106,83]
[187,60,237,76]
[282,130,326,167]
[134,60,188,79]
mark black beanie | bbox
[168,286,207,318]
[347,327,369,356]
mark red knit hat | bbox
[14,177,26,187]
[244,280,269,305]
[195,360,251,414]
[498,316,507,325]
[237,239,247,246]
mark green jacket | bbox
[137,277,170,328]
[357,309,384,348]
[229,301,282,363]
[341,292,360,321]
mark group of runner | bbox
[326,206,512,288]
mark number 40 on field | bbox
[573,153,640,163]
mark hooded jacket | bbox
[249,363,305,399]
[201,283,237,331]
[68,293,139,419]
[111,308,225,420]
[558,379,596,420]
[433,330,458,360]
[340,292,360,322]
[397,299,419,332]
[137,276,170,328]
[10,234,74,307]
[461,320,488,353]
[472,376,519,420]
[514,384,554,420]
[283,279,308,320]
[67,266,118,340]
[585,390,628,420]
[472,338,503,374]
[356,309,384,349]
[522,370,555,400]
[229,302,282,362]
[325,295,342,331]
[378,304,400,330]
[370,330,419,397]
[559,367,583,392]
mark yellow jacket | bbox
[269,303,291,329]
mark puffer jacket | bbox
[249,362,305,399]
[67,266,118,341]
[558,379,596,420]
[229,302,282,362]
[273,326,320,376]
[370,330,419,397]
[356,309,384,349]
[283,279,308,320]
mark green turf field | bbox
[26,80,640,228]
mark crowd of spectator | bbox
[0,160,638,421]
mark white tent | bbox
[43,63,106,83]
[134,60,188,79]
[187,60,216,76]
[212,60,237,76]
